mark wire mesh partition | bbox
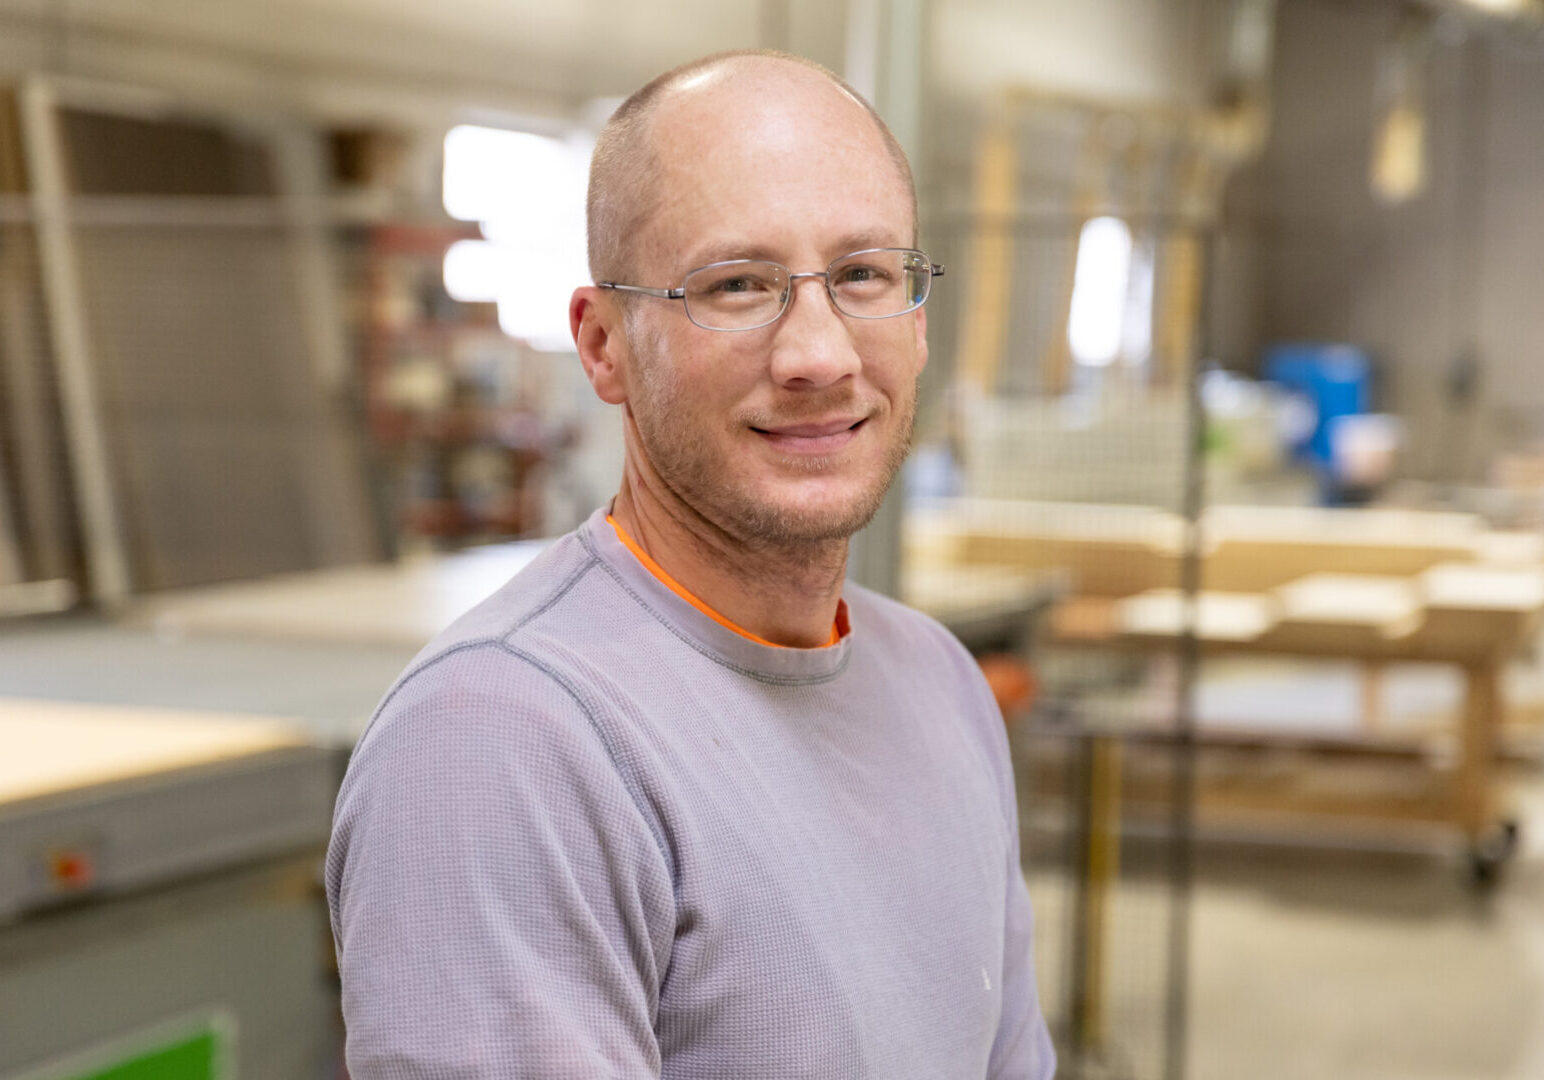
[976,222,1205,1080]
[0,88,81,615]
[0,218,77,593]
[908,101,1214,1074]
[0,84,384,608]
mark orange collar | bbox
[607,514,843,649]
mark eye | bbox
[831,261,893,289]
[715,275,760,294]
[689,265,782,299]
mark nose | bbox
[766,275,862,390]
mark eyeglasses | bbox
[598,247,944,332]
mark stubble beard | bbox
[627,339,917,550]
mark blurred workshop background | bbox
[2,0,1544,1077]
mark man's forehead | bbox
[649,60,878,156]
[617,55,915,276]
[639,169,913,277]
[679,228,911,271]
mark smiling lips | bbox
[752,416,868,454]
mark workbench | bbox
[1058,565,1539,878]
[0,699,338,1080]
[915,497,1544,876]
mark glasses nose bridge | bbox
[781,269,838,321]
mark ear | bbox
[571,286,629,405]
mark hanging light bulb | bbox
[1369,13,1433,204]
[1370,102,1427,204]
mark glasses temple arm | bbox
[597,283,685,299]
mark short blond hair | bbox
[586,49,917,284]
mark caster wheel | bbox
[1467,819,1521,888]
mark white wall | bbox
[0,0,762,128]
[1,0,1220,126]
[1225,0,1544,482]
[930,0,1216,106]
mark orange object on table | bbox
[978,653,1038,719]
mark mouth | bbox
[750,416,868,455]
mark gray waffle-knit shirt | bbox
[327,506,1056,1079]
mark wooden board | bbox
[931,497,1183,597]
[0,699,310,807]
[1200,506,1484,592]
[1474,530,1544,566]
[923,499,1523,598]
[1274,573,1424,626]
[1117,589,1278,642]
[1413,564,1544,656]
[958,533,1180,597]
[1422,562,1544,611]
[1202,504,1483,541]
[1058,580,1539,666]
[131,539,547,646]
[903,565,1065,624]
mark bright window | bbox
[1067,215,1133,368]
[442,124,590,352]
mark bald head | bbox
[586,50,917,285]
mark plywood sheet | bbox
[903,564,1065,623]
[1202,504,1483,543]
[1473,530,1544,567]
[1275,573,1423,627]
[1117,589,1279,642]
[133,539,547,646]
[0,698,309,806]
[1421,563,1544,612]
[1198,506,1485,591]
[1264,573,1424,652]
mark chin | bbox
[729,477,892,546]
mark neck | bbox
[610,469,848,650]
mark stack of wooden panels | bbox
[1105,564,1544,662]
[920,498,1544,605]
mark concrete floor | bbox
[1188,811,1544,1080]
[1026,771,1544,1080]
[1183,663,1544,1080]
[1021,644,1544,1080]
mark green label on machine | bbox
[66,1031,217,1080]
[13,1017,229,1080]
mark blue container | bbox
[1263,343,1372,469]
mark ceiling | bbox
[4,0,1223,122]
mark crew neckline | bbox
[581,506,853,683]
[607,514,843,650]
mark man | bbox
[327,50,1055,1079]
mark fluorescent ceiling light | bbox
[1459,0,1531,12]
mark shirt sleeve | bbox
[989,791,1058,1080]
[944,635,1058,1080]
[326,644,677,1080]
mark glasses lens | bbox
[682,261,789,330]
[827,249,931,319]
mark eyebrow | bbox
[677,231,910,276]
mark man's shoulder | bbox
[351,526,623,748]
[421,527,601,653]
[844,580,973,665]
[844,582,1003,739]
